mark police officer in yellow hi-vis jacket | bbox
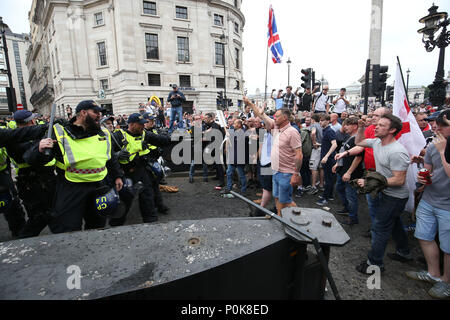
[110,113,170,226]
[33,100,124,234]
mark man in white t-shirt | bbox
[332,88,349,116]
[312,86,330,114]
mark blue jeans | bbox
[189,160,208,179]
[366,193,379,223]
[226,164,247,193]
[321,157,335,200]
[336,174,359,222]
[368,193,410,267]
[169,106,183,133]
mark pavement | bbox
[0,174,439,300]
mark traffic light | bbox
[386,86,394,102]
[301,68,312,90]
[217,91,224,109]
[372,64,389,98]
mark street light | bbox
[417,4,449,108]
[286,57,291,86]
[0,16,17,112]
[406,68,411,95]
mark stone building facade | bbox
[27,0,245,117]
[0,25,32,115]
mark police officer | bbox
[110,113,170,226]
[0,121,49,238]
[4,110,56,238]
[32,100,124,234]
[143,113,170,213]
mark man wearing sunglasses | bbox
[312,85,330,114]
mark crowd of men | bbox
[0,81,449,299]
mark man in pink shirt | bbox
[244,97,303,216]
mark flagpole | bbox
[264,45,269,103]
[396,56,410,106]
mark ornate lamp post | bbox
[286,57,291,86]
[406,69,411,94]
[418,4,449,109]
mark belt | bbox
[66,167,106,174]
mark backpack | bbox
[300,128,312,159]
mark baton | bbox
[100,122,128,151]
[44,103,57,156]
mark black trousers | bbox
[49,175,107,234]
[0,170,26,236]
[109,166,158,226]
[16,170,56,238]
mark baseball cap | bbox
[171,84,178,88]
[13,110,38,123]
[425,111,441,121]
[127,113,148,125]
[75,100,102,114]
[143,112,155,120]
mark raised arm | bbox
[355,119,370,148]
[243,97,274,128]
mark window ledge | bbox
[174,18,190,22]
[144,59,163,63]
[176,61,192,65]
[93,24,105,29]
[97,65,109,70]
[141,14,160,18]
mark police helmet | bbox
[0,186,12,214]
[94,186,120,217]
[119,178,135,203]
[148,160,164,181]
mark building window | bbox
[235,48,240,69]
[216,77,225,89]
[214,14,224,26]
[94,12,104,26]
[176,6,188,19]
[234,0,239,8]
[177,37,190,62]
[55,47,61,72]
[179,75,191,87]
[235,80,240,90]
[234,22,239,33]
[143,1,157,15]
[0,87,5,93]
[0,75,6,82]
[100,79,109,90]
[148,74,161,86]
[97,42,107,66]
[145,33,159,60]
[215,42,224,65]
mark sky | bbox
[241,0,450,93]
[1,0,449,94]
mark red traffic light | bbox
[301,69,310,76]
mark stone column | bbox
[368,0,383,65]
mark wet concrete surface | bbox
[0,174,434,300]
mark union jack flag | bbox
[268,5,283,64]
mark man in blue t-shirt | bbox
[317,114,337,206]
